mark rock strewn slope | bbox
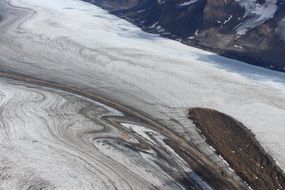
[189,108,285,190]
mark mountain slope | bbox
[86,0,285,72]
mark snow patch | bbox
[235,0,278,35]
[177,0,198,7]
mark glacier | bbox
[0,0,284,188]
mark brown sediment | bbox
[188,107,285,190]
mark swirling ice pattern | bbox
[0,79,212,190]
[0,0,284,189]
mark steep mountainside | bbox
[85,0,285,72]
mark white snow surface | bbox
[2,0,285,171]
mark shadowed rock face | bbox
[84,0,285,72]
[188,108,285,190]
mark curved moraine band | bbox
[0,78,208,190]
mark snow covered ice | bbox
[0,0,285,189]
